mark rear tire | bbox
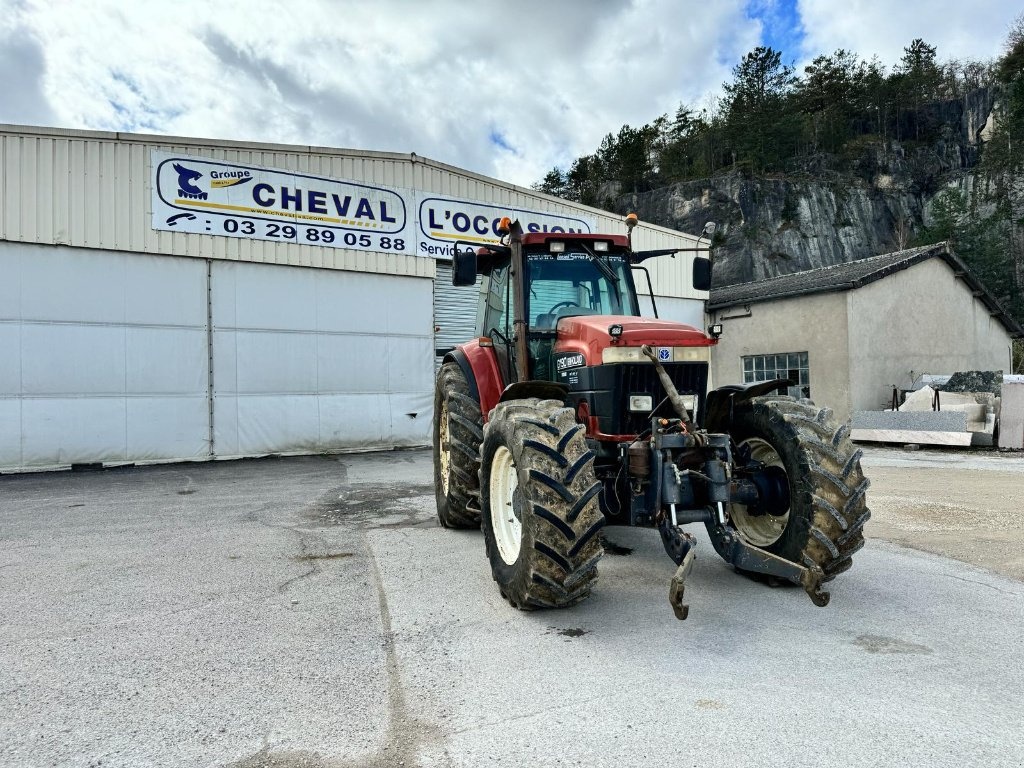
[433,362,483,529]
[709,396,870,582]
[479,398,604,609]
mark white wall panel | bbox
[0,402,20,467]
[383,278,434,336]
[229,395,321,455]
[388,392,433,445]
[210,261,434,457]
[20,397,128,466]
[231,332,319,394]
[316,334,389,392]
[386,336,435,393]
[125,328,208,394]
[319,394,389,446]
[18,249,127,324]
[125,258,207,325]
[127,397,210,460]
[0,242,209,470]
[20,324,127,394]
[0,325,21,395]
[217,267,319,332]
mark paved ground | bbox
[1,447,1023,767]
[862,446,1024,580]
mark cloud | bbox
[798,0,1021,70]
[2,0,1020,187]
[0,12,56,126]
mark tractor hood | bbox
[552,314,715,366]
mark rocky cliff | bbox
[610,88,998,287]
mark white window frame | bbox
[741,351,810,398]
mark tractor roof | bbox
[521,232,630,248]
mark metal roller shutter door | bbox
[433,261,481,367]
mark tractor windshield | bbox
[526,251,639,330]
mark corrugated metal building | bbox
[0,124,708,471]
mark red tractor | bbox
[433,216,868,619]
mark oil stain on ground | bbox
[310,483,437,530]
[546,626,590,639]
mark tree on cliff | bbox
[722,46,799,172]
[896,39,942,141]
[796,49,866,153]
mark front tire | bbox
[479,399,605,609]
[433,362,483,529]
[709,396,870,582]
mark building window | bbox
[742,352,810,398]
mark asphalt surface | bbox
[1,448,1023,767]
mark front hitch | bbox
[668,547,697,620]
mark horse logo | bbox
[174,163,208,200]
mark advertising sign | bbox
[417,196,595,258]
[152,151,413,253]
[151,151,599,260]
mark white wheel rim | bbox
[438,399,451,496]
[729,437,790,547]
[489,446,522,564]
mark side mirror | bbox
[452,248,477,286]
[692,256,712,292]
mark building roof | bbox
[708,243,1024,338]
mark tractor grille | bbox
[618,363,708,434]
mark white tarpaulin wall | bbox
[211,261,433,457]
[0,242,435,471]
[0,242,210,469]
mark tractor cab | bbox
[464,231,642,384]
[451,219,714,437]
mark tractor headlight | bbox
[629,394,654,412]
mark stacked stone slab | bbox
[851,370,1014,447]
[999,377,1024,450]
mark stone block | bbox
[852,410,968,432]
[850,429,973,446]
[998,381,1024,450]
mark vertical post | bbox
[206,259,215,457]
[509,222,530,383]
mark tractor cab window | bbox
[481,260,512,341]
[526,252,638,330]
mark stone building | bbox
[707,243,1024,424]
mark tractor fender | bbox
[703,379,791,433]
[444,343,505,421]
[498,381,569,405]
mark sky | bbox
[0,0,1020,187]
